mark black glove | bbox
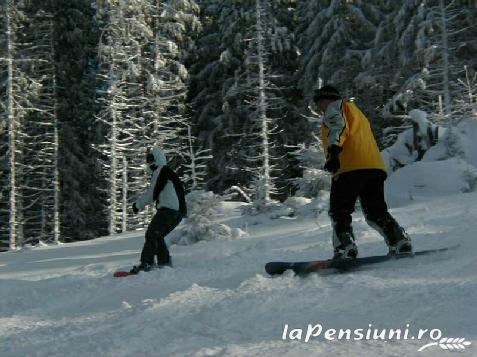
[324,145,342,173]
[132,203,139,214]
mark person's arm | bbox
[324,100,348,148]
[322,100,348,173]
[135,169,160,211]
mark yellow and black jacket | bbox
[321,100,386,176]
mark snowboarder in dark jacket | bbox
[313,85,412,260]
[130,147,187,273]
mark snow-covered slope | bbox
[1,193,476,357]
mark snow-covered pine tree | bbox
[95,0,156,235]
[0,0,48,249]
[50,0,103,242]
[297,0,380,99]
[352,1,402,125]
[94,0,200,234]
[146,0,201,158]
[383,0,477,122]
[296,0,384,147]
[170,190,244,245]
[382,109,446,171]
[0,0,23,250]
[189,0,298,195]
[224,0,299,210]
[134,0,200,223]
[408,109,442,160]
[243,0,280,210]
[20,11,61,245]
[183,125,212,191]
[291,133,329,198]
[454,65,477,120]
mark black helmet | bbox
[313,85,341,102]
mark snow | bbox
[384,158,477,207]
[1,192,477,356]
[384,119,477,207]
[382,127,416,169]
[409,109,429,134]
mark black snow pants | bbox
[140,207,182,266]
[329,169,405,249]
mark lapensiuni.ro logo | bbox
[281,324,472,352]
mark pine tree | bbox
[297,0,380,97]
[383,0,477,121]
[171,190,244,245]
[189,0,299,198]
[21,10,61,245]
[183,125,212,191]
[296,0,383,145]
[95,0,157,235]
[0,0,24,249]
[0,0,51,249]
[291,133,329,198]
[454,65,477,120]
[94,0,200,234]
[47,0,104,242]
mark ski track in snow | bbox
[1,194,476,357]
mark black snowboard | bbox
[265,245,459,276]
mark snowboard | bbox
[113,263,172,277]
[113,271,138,278]
[265,245,459,276]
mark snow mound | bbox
[385,118,477,207]
[385,158,477,207]
[423,119,477,168]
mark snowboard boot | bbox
[332,226,358,260]
[333,242,358,261]
[130,262,153,274]
[389,239,413,256]
[366,214,412,256]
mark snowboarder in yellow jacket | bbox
[313,85,412,260]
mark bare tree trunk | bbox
[187,125,198,190]
[121,155,128,233]
[50,17,61,244]
[109,80,118,235]
[6,0,18,249]
[256,0,271,204]
[439,0,451,114]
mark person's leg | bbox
[329,171,363,258]
[154,208,182,266]
[360,170,412,254]
[139,212,162,267]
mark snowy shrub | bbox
[382,109,446,172]
[292,138,330,198]
[283,196,311,211]
[241,199,292,219]
[385,118,477,206]
[424,119,477,166]
[312,189,330,217]
[294,168,330,198]
[438,126,466,159]
[170,191,246,245]
[280,191,330,218]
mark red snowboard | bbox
[113,271,137,278]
